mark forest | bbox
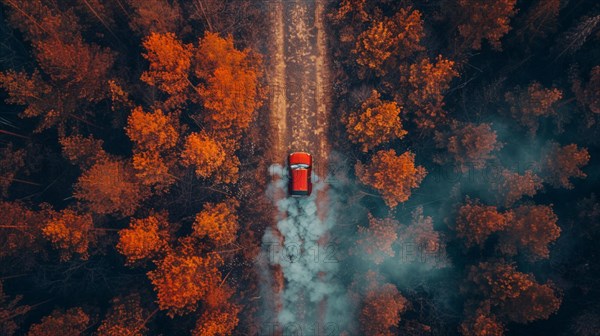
[0,0,599,335]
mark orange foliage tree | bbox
[194,32,264,136]
[455,199,513,248]
[357,213,399,265]
[493,169,543,207]
[572,65,600,114]
[180,132,226,179]
[497,205,561,260]
[460,308,504,336]
[353,7,424,75]
[398,206,446,267]
[59,135,107,169]
[27,307,90,336]
[147,240,223,317]
[96,294,151,336]
[0,202,47,261]
[345,90,406,152]
[192,284,241,336]
[465,261,562,324]
[0,144,26,198]
[356,149,427,208]
[74,157,148,216]
[117,212,171,265]
[42,209,93,261]
[128,0,185,36]
[0,281,30,336]
[405,55,458,130]
[505,82,563,134]
[434,121,501,172]
[193,199,239,247]
[456,0,518,50]
[542,142,590,189]
[141,33,193,109]
[126,106,180,191]
[359,273,408,336]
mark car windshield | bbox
[290,164,309,169]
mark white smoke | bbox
[257,163,352,334]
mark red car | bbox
[288,152,312,196]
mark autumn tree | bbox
[128,0,185,36]
[117,213,171,265]
[0,202,47,263]
[404,55,458,130]
[147,239,223,317]
[465,261,561,324]
[356,149,427,208]
[141,33,193,109]
[505,82,563,135]
[329,0,369,25]
[0,281,30,336]
[96,294,152,336]
[397,207,447,267]
[193,199,239,247]
[194,32,264,135]
[571,66,600,114]
[42,208,93,261]
[126,106,180,191]
[434,121,501,172]
[541,143,590,189]
[27,307,90,336]
[180,131,226,179]
[359,273,408,336]
[59,134,107,169]
[497,205,560,260]
[492,170,543,207]
[353,7,424,76]
[455,199,513,248]
[455,0,518,50]
[460,309,504,336]
[192,284,241,336]
[74,157,148,216]
[357,214,399,265]
[0,144,26,198]
[345,90,406,152]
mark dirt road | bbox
[268,0,331,177]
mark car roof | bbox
[291,168,309,191]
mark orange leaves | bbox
[542,143,590,189]
[74,157,147,216]
[406,55,458,130]
[147,246,223,317]
[96,294,149,336]
[181,132,226,179]
[27,307,90,336]
[460,312,504,336]
[498,205,561,260]
[128,0,184,36]
[193,199,239,247]
[435,121,501,172]
[465,261,561,324]
[505,82,563,134]
[345,90,406,152]
[493,170,543,207]
[141,32,192,108]
[117,213,171,265]
[42,209,93,261]
[356,149,427,208]
[457,0,518,50]
[59,134,106,169]
[455,199,512,248]
[353,7,424,75]
[357,214,399,265]
[0,202,46,259]
[360,279,408,336]
[126,107,178,152]
[194,32,263,134]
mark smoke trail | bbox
[257,164,351,334]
